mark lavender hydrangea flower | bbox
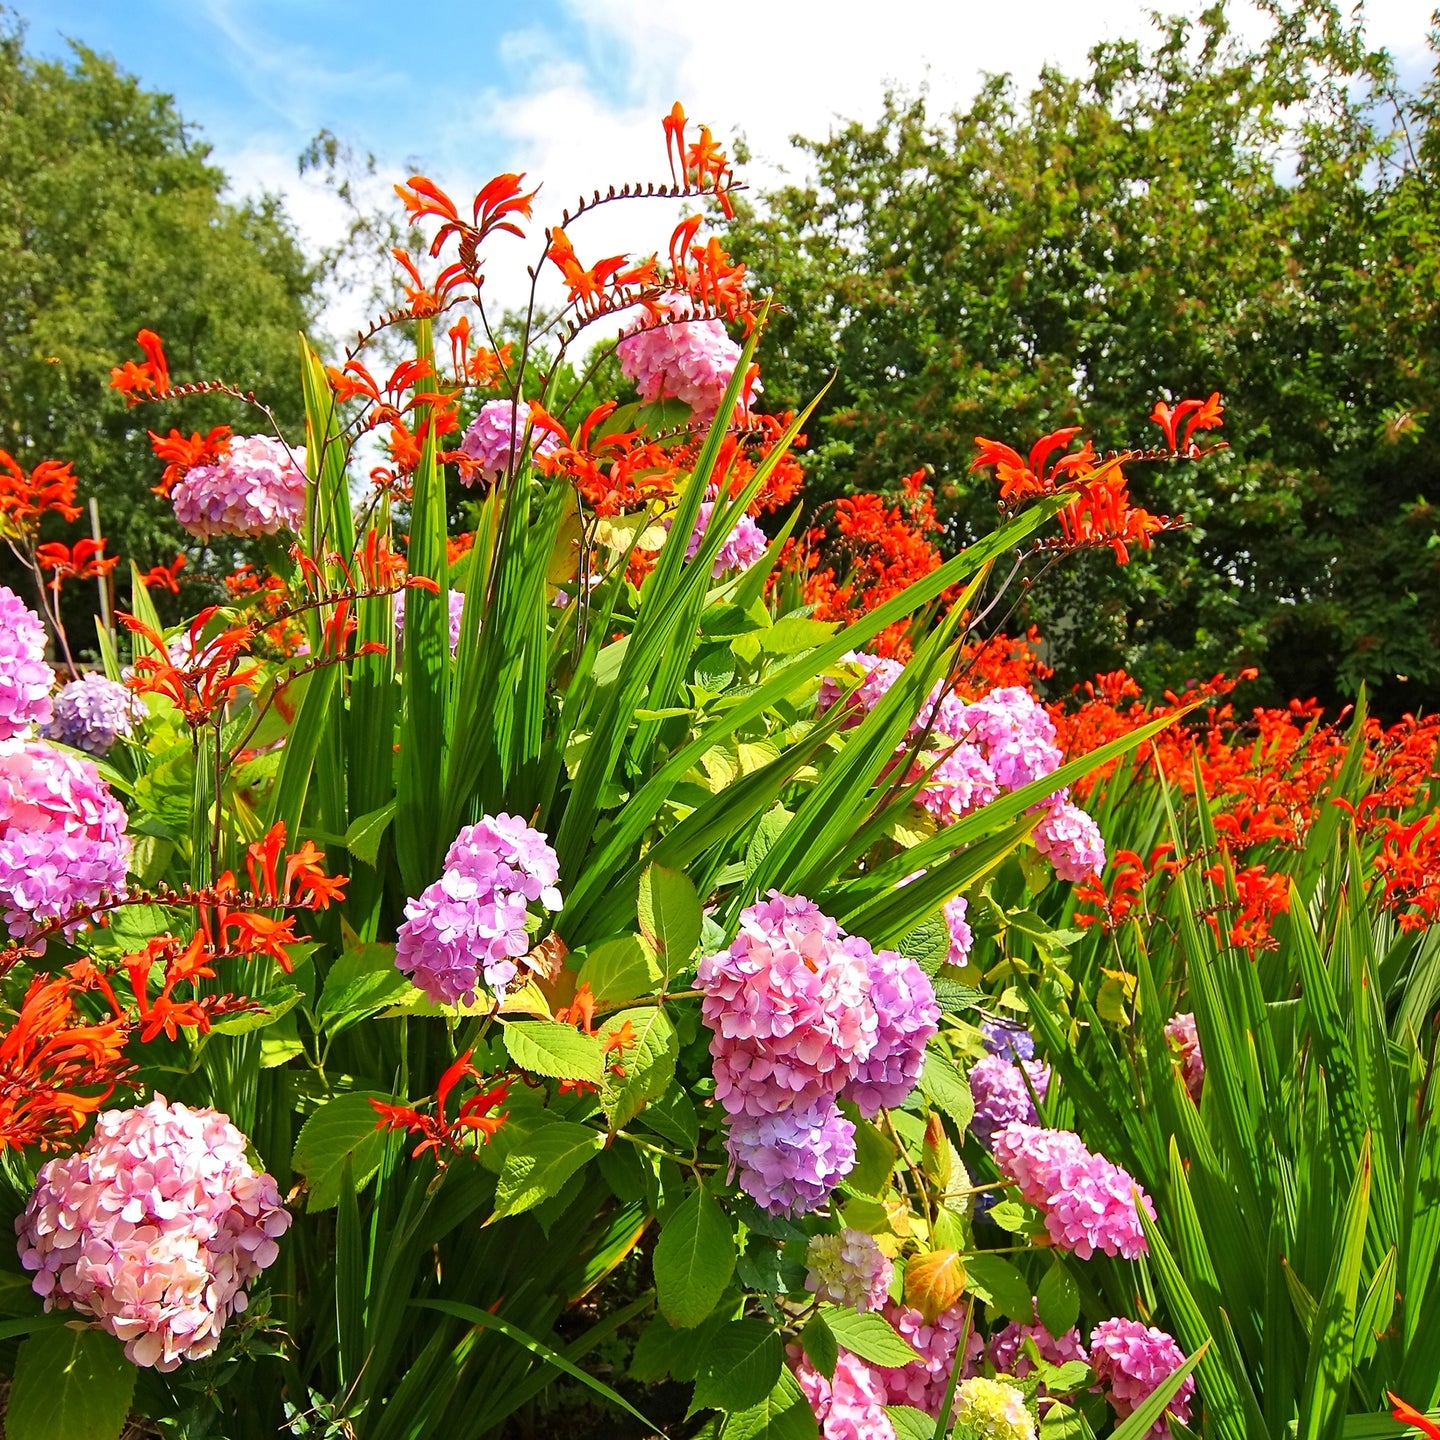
[42,673,138,755]
[459,399,560,484]
[0,737,130,941]
[393,588,469,656]
[171,435,306,539]
[844,944,939,1118]
[725,1098,857,1215]
[1089,1318,1194,1440]
[805,1229,893,1313]
[617,313,747,421]
[982,1021,1036,1062]
[792,1344,895,1440]
[969,1054,1051,1147]
[394,814,563,1004]
[916,742,1001,825]
[680,498,769,577]
[16,1097,290,1371]
[953,687,1063,792]
[944,895,974,967]
[1164,1012,1205,1101]
[816,651,906,725]
[992,1123,1154,1260]
[0,587,53,740]
[1034,797,1106,881]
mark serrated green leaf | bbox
[654,1186,736,1328]
[886,1407,937,1440]
[503,1019,604,1083]
[7,1324,136,1440]
[344,801,396,867]
[599,1007,678,1130]
[578,934,662,1005]
[639,863,703,978]
[921,1051,974,1135]
[493,1120,604,1218]
[1037,1260,1081,1338]
[692,1319,784,1413]
[291,1091,391,1211]
[721,1365,818,1440]
[802,1312,839,1379]
[818,1306,921,1367]
[964,1252,1034,1324]
[318,942,411,1020]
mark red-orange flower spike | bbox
[1388,1395,1440,1440]
[109,329,171,405]
[663,102,687,185]
[36,538,119,591]
[0,453,82,539]
[371,1049,510,1161]
[1150,393,1224,453]
[139,553,186,594]
[120,607,258,727]
[148,427,230,498]
[970,428,1094,504]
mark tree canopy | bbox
[727,2,1440,716]
[0,14,317,631]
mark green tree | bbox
[0,14,318,639]
[728,2,1440,715]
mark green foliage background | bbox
[725,3,1440,716]
[0,15,316,633]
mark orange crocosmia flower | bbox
[1389,1395,1440,1440]
[148,426,230,497]
[139,553,186,594]
[371,1049,510,1161]
[36,538,120,590]
[109,329,170,404]
[663,101,687,184]
[970,427,1096,504]
[1150,393,1224,453]
[120,607,258,727]
[0,453,82,538]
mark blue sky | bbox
[19,0,1437,333]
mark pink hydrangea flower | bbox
[1164,1012,1204,1102]
[16,1097,290,1371]
[988,1316,1088,1391]
[944,895,974,966]
[42,673,138,756]
[877,1300,984,1414]
[844,945,939,1118]
[1089,1318,1193,1440]
[1034,797,1106,882]
[0,587,53,741]
[698,892,879,1118]
[817,652,906,724]
[725,1097,857,1215]
[915,742,1001,825]
[806,1228,893,1313]
[171,435,306,539]
[680,498,768,578]
[792,1345,896,1440]
[992,1123,1154,1260]
[617,313,747,421]
[0,737,130,941]
[393,587,469,656]
[395,814,563,1004]
[459,399,559,485]
[952,687,1063,793]
[969,1054,1051,1146]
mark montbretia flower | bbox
[0,587,53,741]
[171,434,306,539]
[16,1097,290,1371]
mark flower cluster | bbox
[878,1300,983,1414]
[395,814,563,1004]
[1164,1012,1204,1102]
[681,497,768,577]
[617,313,745,421]
[1089,1318,1193,1440]
[992,1124,1153,1260]
[16,1098,290,1370]
[0,587,53,741]
[697,892,936,1213]
[988,1316,1088,1401]
[805,1228,893,1313]
[791,1345,895,1440]
[0,737,131,941]
[458,399,560,486]
[954,1376,1037,1440]
[394,587,469,656]
[944,895,974,966]
[969,1053,1051,1147]
[171,434,306,539]
[42,673,138,756]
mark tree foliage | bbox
[727,2,1440,715]
[0,15,317,633]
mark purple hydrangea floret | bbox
[0,587,53,740]
[171,435,306,539]
[42,674,138,756]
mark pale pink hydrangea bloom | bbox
[393,587,469,655]
[1164,1012,1205,1102]
[992,1123,1153,1260]
[1033,797,1106,881]
[0,737,130,941]
[724,1098,857,1215]
[16,1097,290,1371]
[988,1316,1089,1394]
[816,651,906,725]
[952,687,1063,793]
[915,743,1001,825]
[0,587,53,740]
[792,1344,896,1440]
[617,313,746,421]
[969,1054,1051,1146]
[805,1228,893,1313]
[844,944,939,1118]
[171,435,306,539]
[1089,1318,1194,1440]
[944,895,974,966]
[459,399,559,485]
[395,814,563,1004]
[698,892,880,1118]
[954,1375,1037,1440]
[877,1300,983,1414]
[680,498,769,578]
